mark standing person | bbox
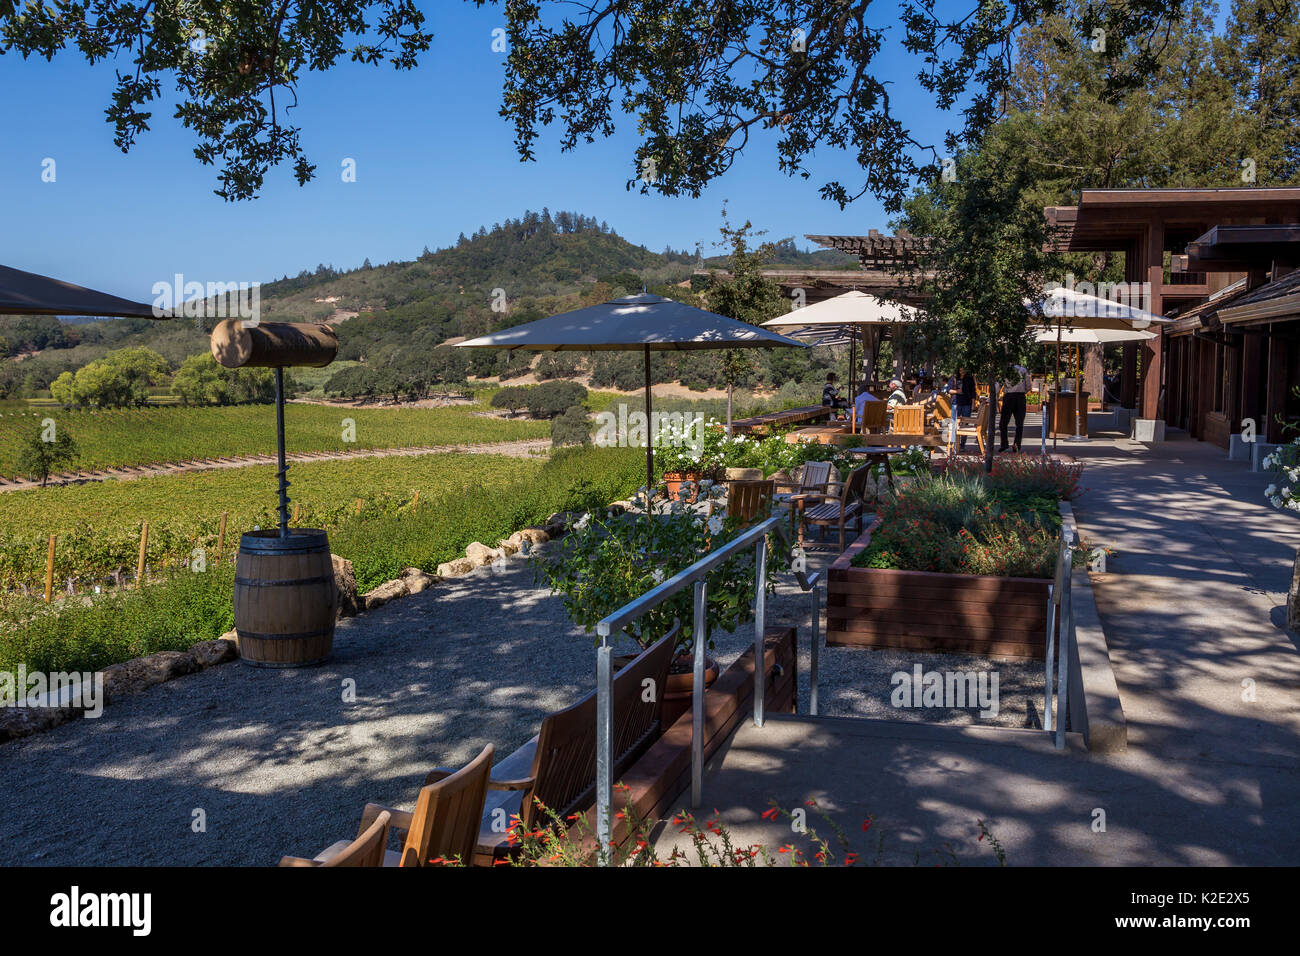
[999,364,1033,453]
[956,368,976,418]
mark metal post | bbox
[691,579,707,808]
[643,344,654,493]
[809,577,821,717]
[1055,577,1071,750]
[274,366,290,538]
[595,643,613,862]
[753,536,767,727]
[1043,582,1055,733]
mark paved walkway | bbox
[658,419,1300,865]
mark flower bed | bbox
[826,456,1081,658]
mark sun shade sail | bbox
[0,263,168,319]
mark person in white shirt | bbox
[885,378,908,409]
[999,364,1033,453]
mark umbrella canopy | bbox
[1029,286,1170,331]
[1032,327,1155,345]
[459,293,804,351]
[762,289,920,328]
[457,293,808,491]
[0,263,167,319]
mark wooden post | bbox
[137,521,149,589]
[355,498,362,515]
[412,490,419,512]
[292,502,300,524]
[216,511,228,565]
[44,534,56,603]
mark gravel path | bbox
[0,535,1043,866]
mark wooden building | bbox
[1045,188,1300,436]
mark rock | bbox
[400,567,437,594]
[0,707,80,743]
[101,651,199,702]
[219,628,238,649]
[497,540,520,557]
[362,578,409,611]
[332,554,361,617]
[465,541,500,567]
[190,637,238,669]
[517,527,550,546]
[436,558,475,577]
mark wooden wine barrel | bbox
[211,319,338,369]
[234,529,338,667]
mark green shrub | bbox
[1,566,235,674]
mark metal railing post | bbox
[753,536,767,727]
[809,574,821,717]
[691,579,707,808]
[1043,582,1055,733]
[595,643,613,862]
[1055,572,1072,751]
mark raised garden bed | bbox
[826,523,1049,658]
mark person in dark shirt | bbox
[956,368,976,418]
[822,373,849,415]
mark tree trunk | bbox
[1289,546,1300,633]
[726,382,734,436]
[985,380,999,474]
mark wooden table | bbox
[844,445,906,492]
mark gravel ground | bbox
[0,529,1043,867]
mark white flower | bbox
[707,515,725,535]
[1266,484,1277,497]
[652,568,665,584]
[693,517,705,528]
[574,513,590,531]
[1289,499,1300,512]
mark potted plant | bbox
[534,486,787,727]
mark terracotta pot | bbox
[662,653,720,728]
[662,471,704,502]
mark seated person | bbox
[822,373,849,416]
[885,378,908,408]
[853,384,880,423]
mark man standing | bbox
[955,367,976,418]
[999,364,1033,453]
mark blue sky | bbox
[1,3,975,301]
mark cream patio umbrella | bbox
[456,293,807,491]
[1026,288,1169,450]
[763,290,921,404]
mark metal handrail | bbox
[592,514,783,861]
[1043,524,1076,748]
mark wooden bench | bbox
[729,405,833,435]
[473,633,676,865]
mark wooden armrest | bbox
[787,492,830,504]
[278,855,320,867]
[359,802,413,838]
[488,776,536,792]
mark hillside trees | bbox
[48,346,170,407]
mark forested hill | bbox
[0,211,854,398]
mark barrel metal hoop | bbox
[236,628,334,642]
[234,575,335,587]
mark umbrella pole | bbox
[644,344,654,496]
[848,328,856,418]
[1053,331,1060,452]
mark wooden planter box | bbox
[826,523,1049,659]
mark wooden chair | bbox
[950,401,990,456]
[279,809,392,868]
[891,404,926,435]
[296,744,495,867]
[792,464,875,552]
[851,400,888,434]
[780,460,833,533]
[729,479,774,525]
[931,394,952,424]
[474,634,676,864]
